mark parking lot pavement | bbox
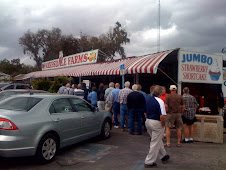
[1,128,226,169]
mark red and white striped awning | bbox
[24,49,174,79]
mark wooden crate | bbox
[193,114,224,144]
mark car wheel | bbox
[100,120,111,139]
[36,134,58,164]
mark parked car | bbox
[0,94,112,163]
[0,83,31,92]
[0,89,49,102]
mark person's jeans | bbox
[128,108,143,134]
[112,102,120,126]
[120,104,128,129]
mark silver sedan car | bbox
[0,94,112,163]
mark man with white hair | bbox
[74,84,84,97]
[105,82,115,112]
[118,81,132,131]
[144,85,169,168]
[127,84,146,135]
[63,83,71,94]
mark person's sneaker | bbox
[144,163,157,168]
[181,139,189,143]
[114,125,119,128]
[188,140,193,143]
[161,155,170,163]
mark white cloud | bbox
[0,46,9,54]
[0,0,226,66]
[20,55,36,66]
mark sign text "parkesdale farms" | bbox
[41,50,98,70]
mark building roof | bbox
[23,49,176,79]
[13,74,26,80]
[0,72,10,76]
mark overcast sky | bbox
[0,0,226,66]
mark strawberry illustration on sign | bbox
[88,52,97,62]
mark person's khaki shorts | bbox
[165,113,183,129]
[105,104,112,112]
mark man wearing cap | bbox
[165,85,185,147]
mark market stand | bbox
[23,48,223,116]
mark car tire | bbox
[100,119,111,139]
[36,134,58,164]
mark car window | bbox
[50,98,73,113]
[5,85,14,90]
[49,104,56,113]
[70,98,93,112]
[0,97,42,111]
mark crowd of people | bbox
[57,81,199,168]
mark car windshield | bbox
[0,97,42,111]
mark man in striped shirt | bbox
[118,81,132,131]
[144,85,169,168]
[182,87,198,143]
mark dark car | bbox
[0,83,32,92]
[0,89,49,102]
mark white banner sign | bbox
[178,50,223,84]
[42,49,98,70]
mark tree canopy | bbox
[19,22,130,70]
[0,58,35,77]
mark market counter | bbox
[193,114,224,144]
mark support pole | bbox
[136,73,139,84]
[178,81,182,95]
[79,76,82,84]
[122,75,125,89]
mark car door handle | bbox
[54,118,61,122]
[81,116,86,119]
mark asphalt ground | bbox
[1,128,226,170]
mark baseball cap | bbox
[169,85,177,90]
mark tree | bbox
[93,22,130,62]
[19,22,130,67]
[61,35,80,57]
[19,30,44,70]
[109,22,130,59]
[19,28,75,69]
[11,58,21,66]
[0,58,35,76]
